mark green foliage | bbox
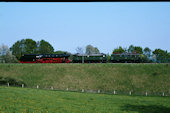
[134,46,143,54]
[0,77,25,86]
[128,45,134,53]
[10,39,55,59]
[54,50,73,60]
[10,39,37,59]
[144,47,151,56]
[24,39,37,54]
[127,45,143,54]
[153,48,167,56]
[10,41,21,59]
[85,45,100,54]
[0,86,170,113]
[37,40,54,54]
[106,53,111,62]
[153,49,169,63]
[3,51,19,63]
[54,50,68,54]
[112,46,125,54]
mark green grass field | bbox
[0,86,170,113]
[0,63,170,95]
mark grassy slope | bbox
[0,86,170,113]
[0,63,170,94]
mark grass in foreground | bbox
[0,86,170,113]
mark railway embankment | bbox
[0,63,170,95]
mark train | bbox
[19,52,143,63]
[19,54,71,63]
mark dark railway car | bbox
[19,54,71,63]
[111,52,142,63]
[72,53,107,63]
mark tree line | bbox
[0,38,169,63]
[112,45,170,63]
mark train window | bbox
[56,55,58,57]
[36,56,39,58]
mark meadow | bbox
[0,86,170,113]
[0,63,170,95]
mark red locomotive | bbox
[19,54,71,63]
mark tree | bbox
[4,50,19,63]
[10,39,37,59]
[153,49,166,56]
[10,39,55,59]
[106,53,111,63]
[0,44,18,63]
[94,47,100,54]
[112,46,125,54]
[76,47,84,54]
[37,40,54,54]
[134,46,143,54]
[144,47,151,57]
[0,44,8,56]
[153,48,169,63]
[128,45,143,54]
[85,45,100,55]
[24,39,37,54]
[128,45,134,53]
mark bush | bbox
[0,76,26,86]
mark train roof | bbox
[22,54,70,57]
[112,52,141,55]
[73,53,106,56]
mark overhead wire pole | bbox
[82,54,84,63]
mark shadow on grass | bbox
[122,104,170,113]
[0,76,26,87]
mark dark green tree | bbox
[10,41,21,59]
[153,48,169,63]
[144,47,151,57]
[10,39,37,59]
[54,50,72,55]
[112,46,125,54]
[106,53,111,63]
[128,45,134,53]
[134,46,143,54]
[37,40,54,54]
[128,45,143,54]
[24,39,37,54]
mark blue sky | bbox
[0,2,170,54]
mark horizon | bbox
[0,2,170,54]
